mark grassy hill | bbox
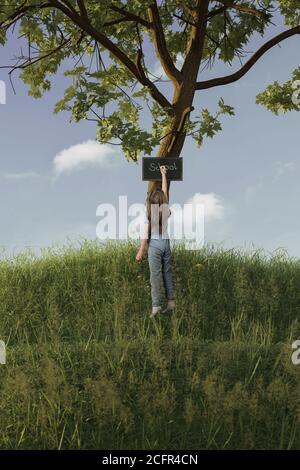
[1,240,300,449]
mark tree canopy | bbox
[0,1,299,167]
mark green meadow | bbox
[1,240,300,449]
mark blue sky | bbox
[0,9,299,258]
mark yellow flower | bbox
[196,263,204,269]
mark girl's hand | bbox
[135,249,145,263]
[160,165,167,176]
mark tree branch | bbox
[0,2,53,30]
[0,38,71,70]
[135,48,148,83]
[173,13,197,27]
[147,0,182,86]
[0,0,172,112]
[109,5,151,29]
[195,25,300,90]
[206,5,227,20]
[77,0,88,19]
[48,0,173,112]
[167,105,194,153]
[212,1,271,20]
[181,0,210,77]
[174,0,195,19]
[59,0,78,15]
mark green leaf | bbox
[218,97,235,116]
[256,68,300,115]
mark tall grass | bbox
[0,240,300,449]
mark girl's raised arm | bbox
[160,165,168,202]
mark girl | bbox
[136,165,175,318]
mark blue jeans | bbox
[148,236,174,307]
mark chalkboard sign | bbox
[142,157,183,181]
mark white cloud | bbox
[53,140,120,175]
[245,160,295,202]
[169,192,225,248]
[173,192,227,248]
[3,171,39,180]
[183,192,225,221]
[274,160,294,180]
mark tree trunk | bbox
[146,78,201,201]
[147,105,193,199]
[147,0,210,202]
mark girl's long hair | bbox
[145,188,170,239]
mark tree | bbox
[1,1,300,198]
